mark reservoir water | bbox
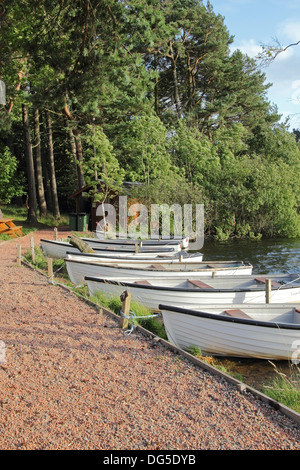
[197,237,300,391]
[201,237,300,276]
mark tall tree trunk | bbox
[169,42,181,118]
[63,96,85,190]
[154,54,160,116]
[22,104,38,225]
[68,128,82,190]
[45,110,60,219]
[42,152,52,211]
[73,129,85,189]
[34,109,47,217]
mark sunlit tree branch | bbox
[258,38,300,66]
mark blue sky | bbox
[209,0,300,130]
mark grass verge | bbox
[262,362,300,413]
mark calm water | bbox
[201,237,300,275]
[194,238,300,390]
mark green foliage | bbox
[1,0,300,239]
[123,113,171,183]
[81,125,125,201]
[0,146,25,204]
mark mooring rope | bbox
[120,308,161,336]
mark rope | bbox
[53,263,65,274]
[120,309,161,336]
[269,274,300,300]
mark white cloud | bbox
[272,45,295,62]
[230,37,294,62]
[279,19,300,42]
[230,38,262,58]
[291,80,300,105]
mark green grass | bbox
[0,204,69,240]
[186,346,300,412]
[262,364,300,413]
[23,246,67,278]
[90,291,167,339]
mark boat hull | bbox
[40,239,201,261]
[159,304,300,360]
[65,258,253,285]
[78,237,183,252]
[85,274,300,309]
[93,231,189,248]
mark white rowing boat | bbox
[75,236,184,252]
[93,231,189,248]
[85,273,300,309]
[40,238,203,261]
[65,257,253,285]
[159,303,300,360]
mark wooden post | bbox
[135,243,139,253]
[16,244,22,267]
[54,227,58,240]
[265,279,271,303]
[47,257,54,283]
[120,290,131,329]
[30,236,35,264]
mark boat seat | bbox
[224,309,252,319]
[150,264,165,269]
[188,279,214,289]
[255,277,282,287]
[134,280,152,285]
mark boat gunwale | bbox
[80,235,185,246]
[64,250,204,260]
[40,238,177,254]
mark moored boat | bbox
[159,303,300,360]
[85,273,300,309]
[74,236,184,252]
[93,231,189,248]
[40,238,203,261]
[65,257,253,285]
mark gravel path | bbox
[0,228,299,450]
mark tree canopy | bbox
[0,0,299,238]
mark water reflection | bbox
[201,238,300,275]
[198,238,300,390]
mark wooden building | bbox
[68,180,142,231]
